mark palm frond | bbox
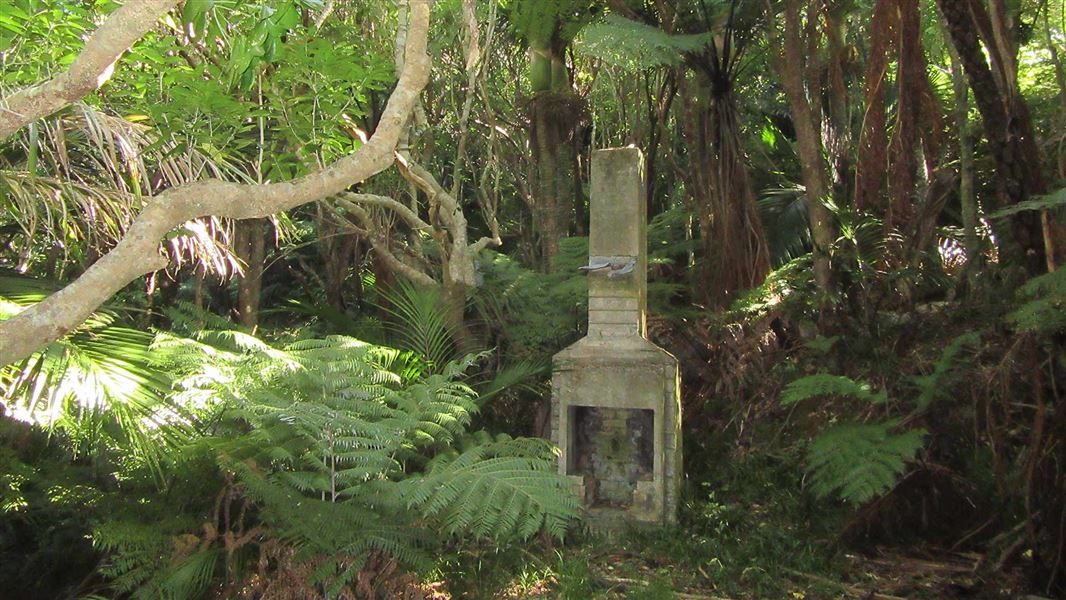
[758,186,812,266]
[1,102,247,278]
[378,280,461,373]
[0,274,193,478]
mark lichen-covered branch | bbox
[337,192,431,232]
[0,0,433,366]
[326,200,436,287]
[0,0,180,140]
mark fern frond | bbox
[805,421,925,505]
[912,332,980,410]
[987,187,1066,219]
[405,439,577,541]
[780,374,887,406]
[1007,269,1066,334]
[578,14,711,68]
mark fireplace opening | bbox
[570,406,654,507]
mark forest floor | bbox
[428,539,1028,599]
[425,443,1034,599]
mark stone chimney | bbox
[585,147,646,339]
[551,148,682,528]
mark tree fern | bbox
[781,373,925,505]
[780,373,888,406]
[403,436,577,540]
[986,186,1066,219]
[912,332,981,410]
[100,332,579,596]
[508,0,602,50]
[805,421,926,505]
[1007,268,1066,334]
[578,14,711,68]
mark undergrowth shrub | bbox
[92,332,578,598]
[779,331,985,508]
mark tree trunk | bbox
[314,204,359,312]
[944,18,979,267]
[678,71,770,307]
[823,2,853,202]
[854,0,893,213]
[530,89,581,269]
[1042,3,1066,113]
[572,130,587,236]
[774,0,835,292]
[936,0,1047,275]
[235,218,267,330]
[527,38,583,270]
[886,0,923,234]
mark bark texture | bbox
[0,0,179,140]
[678,69,770,307]
[530,89,583,268]
[936,0,1047,274]
[235,218,267,329]
[0,0,434,366]
[772,0,835,291]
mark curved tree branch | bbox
[326,200,437,288]
[0,0,433,366]
[0,0,180,140]
[336,192,431,232]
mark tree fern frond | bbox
[780,373,887,405]
[406,439,578,540]
[1007,268,1066,334]
[987,187,1066,219]
[911,332,981,410]
[805,421,926,505]
[97,329,578,595]
[578,14,711,68]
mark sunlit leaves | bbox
[0,276,190,478]
[578,14,712,68]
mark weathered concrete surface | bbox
[551,148,682,527]
[586,147,646,340]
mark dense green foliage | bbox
[1,0,1065,597]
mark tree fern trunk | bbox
[528,70,582,270]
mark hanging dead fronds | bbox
[1,102,246,279]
